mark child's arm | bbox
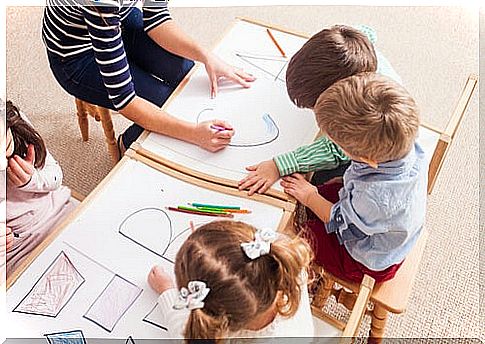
[274,136,349,176]
[9,145,63,193]
[148,266,188,337]
[280,173,333,223]
[239,136,349,195]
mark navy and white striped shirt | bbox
[42,0,172,109]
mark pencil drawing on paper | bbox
[126,336,136,344]
[197,108,280,148]
[234,51,288,83]
[13,251,85,317]
[118,208,202,264]
[143,303,168,332]
[45,329,86,344]
[84,274,142,332]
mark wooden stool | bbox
[75,98,119,163]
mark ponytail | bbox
[184,309,229,343]
[269,233,313,317]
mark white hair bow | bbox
[173,281,210,310]
[240,227,278,260]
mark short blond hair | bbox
[314,73,420,162]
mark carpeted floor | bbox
[6,5,481,341]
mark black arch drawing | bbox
[197,109,280,148]
[118,208,202,264]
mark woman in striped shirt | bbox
[42,0,255,153]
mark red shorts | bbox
[305,182,402,283]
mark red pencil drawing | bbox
[14,251,85,317]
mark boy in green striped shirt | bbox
[238,25,402,195]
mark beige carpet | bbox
[6,5,481,341]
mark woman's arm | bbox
[82,2,233,151]
[147,20,256,97]
[119,97,233,152]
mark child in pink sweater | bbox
[1,100,76,276]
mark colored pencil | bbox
[196,207,251,214]
[189,203,240,210]
[266,28,287,58]
[210,124,233,132]
[167,207,234,218]
[178,205,228,214]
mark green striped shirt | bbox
[274,136,350,176]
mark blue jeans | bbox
[47,8,194,149]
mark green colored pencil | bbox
[189,203,240,210]
[178,205,229,214]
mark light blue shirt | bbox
[326,143,428,271]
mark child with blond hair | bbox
[148,220,314,340]
[281,73,427,282]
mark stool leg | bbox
[312,274,335,309]
[75,99,89,141]
[98,107,119,163]
[368,304,388,344]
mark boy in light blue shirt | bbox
[239,25,403,195]
[281,73,427,282]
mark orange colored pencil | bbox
[266,28,287,58]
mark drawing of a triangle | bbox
[235,51,287,82]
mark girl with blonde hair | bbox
[148,220,314,341]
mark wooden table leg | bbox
[368,304,388,344]
[75,99,89,141]
[98,107,119,163]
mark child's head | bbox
[315,73,420,164]
[174,220,312,340]
[286,25,377,109]
[6,101,46,168]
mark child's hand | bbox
[195,120,234,152]
[148,265,175,294]
[238,160,280,195]
[7,144,35,187]
[280,173,318,207]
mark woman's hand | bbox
[194,120,235,152]
[204,53,256,98]
[148,265,175,294]
[7,144,35,187]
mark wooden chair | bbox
[310,74,478,343]
[312,274,375,343]
[74,98,119,164]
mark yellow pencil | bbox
[266,28,287,58]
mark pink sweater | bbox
[6,150,75,275]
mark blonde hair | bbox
[314,73,420,162]
[174,221,312,342]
